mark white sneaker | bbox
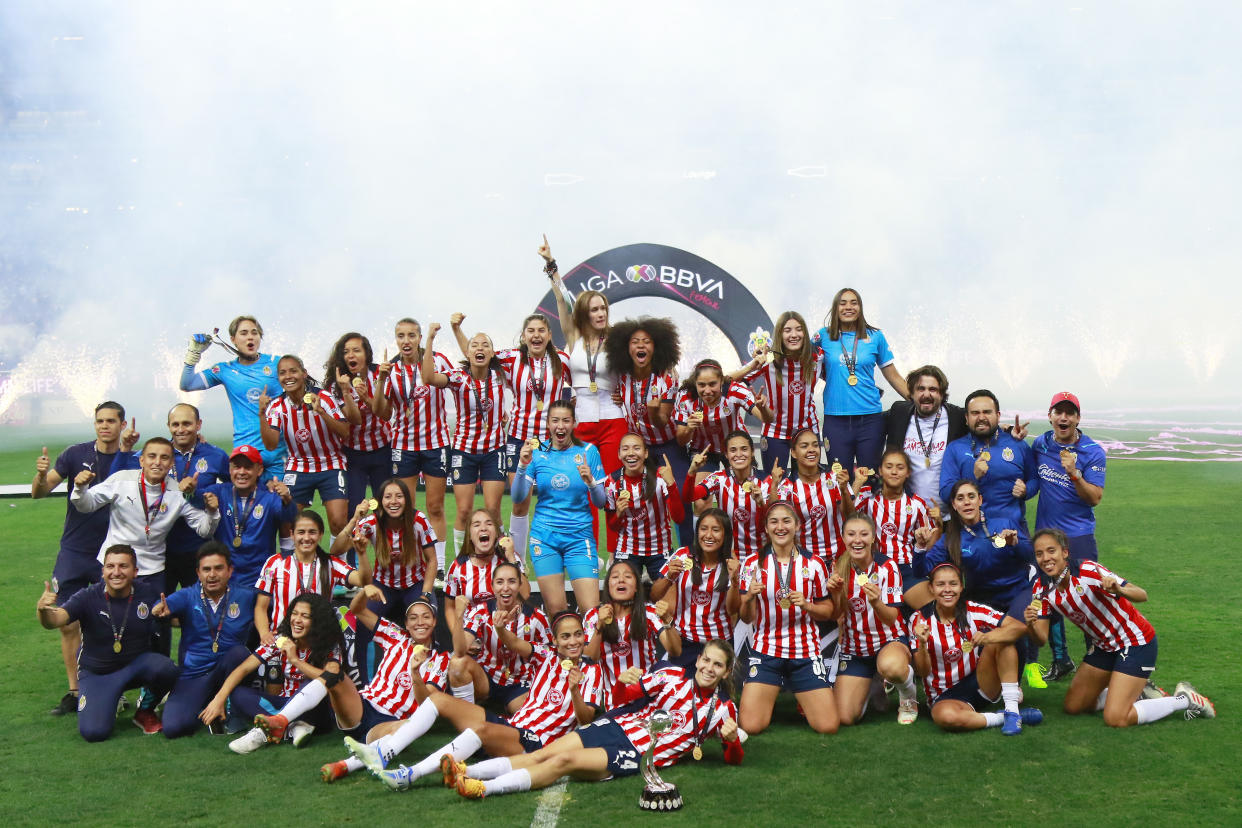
[289,720,315,747]
[229,727,269,755]
[1175,681,1216,719]
[897,698,919,725]
[345,735,388,773]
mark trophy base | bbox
[638,784,683,812]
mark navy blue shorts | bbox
[898,563,925,592]
[1082,636,1157,678]
[486,674,529,709]
[451,448,506,485]
[484,711,544,752]
[665,639,705,670]
[341,697,400,740]
[745,650,831,692]
[837,638,910,680]
[502,438,526,475]
[974,586,1032,623]
[615,553,665,584]
[284,469,347,505]
[391,447,448,479]
[54,574,98,607]
[576,717,642,778]
[932,671,999,710]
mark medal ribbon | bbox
[630,373,651,415]
[530,355,547,403]
[585,337,602,388]
[201,585,230,652]
[688,682,713,752]
[469,373,491,422]
[231,489,260,547]
[774,553,794,599]
[103,589,136,652]
[839,332,860,380]
[139,476,167,538]
[913,409,943,467]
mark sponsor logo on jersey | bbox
[550,473,571,491]
[788,379,805,394]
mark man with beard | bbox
[882,365,966,508]
[200,445,298,587]
[939,390,1038,531]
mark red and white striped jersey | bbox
[616,371,678,444]
[583,603,664,694]
[507,646,604,744]
[444,368,506,453]
[909,601,1004,701]
[253,641,343,698]
[739,550,828,660]
[1036,560,1155,652]
[839,555,907,657]
[385,355,454,452]
[741,348,822,440]
[497,348,572,442]
[615,666,738,768]
[695,470,767,558]
[339,367,391,452]
[255,553,355,628]
[462,601,551,685]
[660,550,734,644]
[776,474,848,566]
[355,511,438,589]
[854,491,930,567]
[673,383,756,454]
[361,618,449,716]
[605,474,676,559]
[265,392,347,472]
[445,554,501,604]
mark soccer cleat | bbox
[321,761,349,783]
[117,694,130,713]
[345,735,389,773]
[379,765,416,792]
[289,720,315,747]
[133,709,163,735]
[1020,707,1043,726]
[255,713,289,743]
[897,699,919,725]
[50,692,79,716]
[441,753,467,788]
[1174,682,1216,720]
[456,776,487,800]
[1001,711,1023,735]
[1042,658,1076,682]
[229,727,269,754]
[1023,663,1048,689]
[1140,680,1169,700]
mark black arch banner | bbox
[532,243,774,365]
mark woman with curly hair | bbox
[202,592,362,753]
[605,316,692,545]
[323,332,391,516]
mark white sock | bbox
[1134,696,1189,725]
[1001,682,1021,715]
[451,681,476,704]
[279,536,294,553]
[1095,689,1109,711]
[278,679,327,722]
[483,768,532,796]
[467,756,512,780]
[733,620,753,655]
[509,515,529,560]
[434,540,446,571]
[982,711,1005,728]
[897,666,917,703]
[453,529,465,559]
[342,755,364,774]
[409,727,484,780]
[374,696,439,762]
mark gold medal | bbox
[233,536,242,548]
[302,393,316,405]
[831,462,843,476]
[692,745,703,761]
[847,374,858,386]
[589,381,598,393]
[352,377,365,389]
[560,659,574,670]
[212,642,219,653]
[113,641,122,653]
[413,644,428,657]
[367,498,379,511]
[779,598,791,610]
[924,456,931,469]
[856,572,870,586]
[1033,599,1046,615]
[536,400,544,411]
[991,535,1006,548]
[979,451,991,461]
[962,639,974,653]
[274,635,290,649]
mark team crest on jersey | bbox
[1002,447,1014,462]
[295,428,312,443]
[809,504,827,520]
[550,474,571,491]
[801,567,810,578]
[1075,585,1086,595]
[523,623,531,633]
[547,688,565,705]
[262,365,272,375]
[903,504,913,515]
[159,503,167,514]
[788,380,805,394]
[137,602,150,619]
[573,453,584,465]
[228,602,240,619]
[78,694,87,711]
[253,504,264,519]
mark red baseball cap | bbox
[1048,392,1081,413]
[230,445,263,464]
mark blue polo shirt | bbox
[165,584,257,677]
[919,515,1034,599]
[200,482,298,586]
[813,327,894,416]
[1032,430,1107,537]
[117,440,230,555]
[51,442,118,583]
[939,429,1039,527]
[62,583,160,674]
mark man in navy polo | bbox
[155,541,257,738]
[939,389,1039,531]
[37,545,180,741]
[1031,391,1107,681]
[201,445,298,587]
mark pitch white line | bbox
[530,778,569,828]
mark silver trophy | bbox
[638,709,684,811]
